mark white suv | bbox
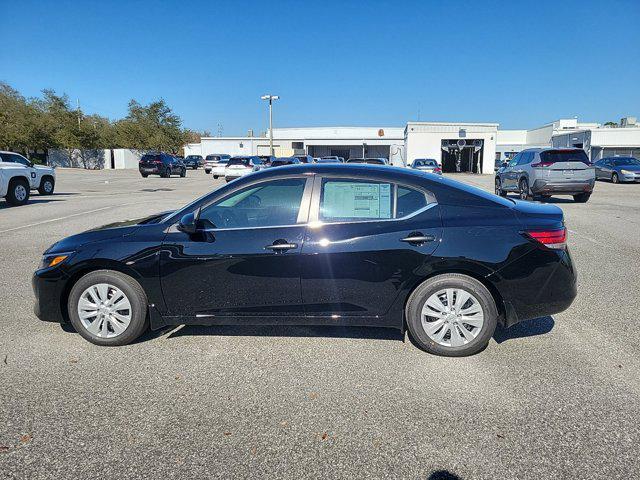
[0,151,56,206]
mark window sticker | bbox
[321,181,392,220]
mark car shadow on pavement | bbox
[493,316,555,343]
[163,324,404,342]
[0,198,65,208]
[428,470,462,480]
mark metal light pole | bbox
[261,94,279,156]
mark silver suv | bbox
[495,148,595,203]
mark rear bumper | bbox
[139,166,162,175]
[531,179,594,195]
[489,248,577,327]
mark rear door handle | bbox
[265,242,298,251]
[401,233,435,244]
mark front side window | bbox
[320,179,392,221]
[1,153,30,166]
[199,178,307,229]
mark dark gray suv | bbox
[495,148,595,203]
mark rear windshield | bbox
[365,159,385,165]
[206,155,220,161]
[141,154,161,161]
[540,150,589,164]
[227,158,255,166]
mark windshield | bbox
[613,157,640,166]
[414,159,436,167]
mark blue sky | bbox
[1,0,638,134]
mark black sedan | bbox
[183,155,203,169]
[33,164,577,356]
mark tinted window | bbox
[540,150,589,164]
[320,179,392,221]
[517,152,532,165]
[613,157,640,166]
[227,158,252,166]
[365,159,386,165]
[206,155,220,161]
[199,178,307,229]
[414,159,436,167]
[141,154,161,162]
[1,153,30,166]
[396,186,429,218]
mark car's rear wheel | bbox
[612,172,619,184]
[6,178,30,206]
[495,177,507,197]
[573,192,591,203]
[163,167,171,178]
[405,274,498,357]
[213,175,218,179]
[180,167,186,177]
[38,176,55,195]
[519,178,532,200]
[141,173,148,178]
[68,270,149,346]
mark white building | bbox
[184,116,640,175]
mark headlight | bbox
[620,169,633,175]
[40,252,73,269]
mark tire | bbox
[213,175,218,179]
[405,273,498,357]
[205,169,211,174]
[518,178,532,200]
[573,192,591,203]
[162,167,171,178]
[180,168,186,177]
[38,176,55,195]
[141,173,148,178]
[67,270,149,346]
[612,173,619,184]
[5,178,30,206]
[494,177,507,197]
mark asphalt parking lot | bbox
[1,168,639,479]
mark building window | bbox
[292,142,304,150]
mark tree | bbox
[604,121,617,127]
[115,99,187,153]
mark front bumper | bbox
[32,267,68,323]
[620,173,640,182]
[531,179,595,195]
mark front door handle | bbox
[401,233,435,245]
[265,242,298,252]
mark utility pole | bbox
[261,94,279,157]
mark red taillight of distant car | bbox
[525,228,567,249]
[434,167,442,173]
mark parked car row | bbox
[1,151,56,206]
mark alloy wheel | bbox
[43,180,53,193]
[15,185,27,201]
[421,288,485,347]
[519,181,529,200]
[77,283,132,338]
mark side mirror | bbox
[178,211,198,234]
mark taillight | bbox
[525,228,567,249]
[434,167,442,172]
[531,161,554,168]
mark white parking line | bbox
[0,203,141,234]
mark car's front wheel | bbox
[180,167,186,177]
[38,176,55,195]
[405,274,498,357]
[612,172,619,184]
[495,177,507,197]
[67,270,149,346]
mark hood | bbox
[616,164,640,172]
[34,165,55,171]
[45,210,172,253]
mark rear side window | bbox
[540,150,589,165]
[320,179,393,221]
[396,186,429,218]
